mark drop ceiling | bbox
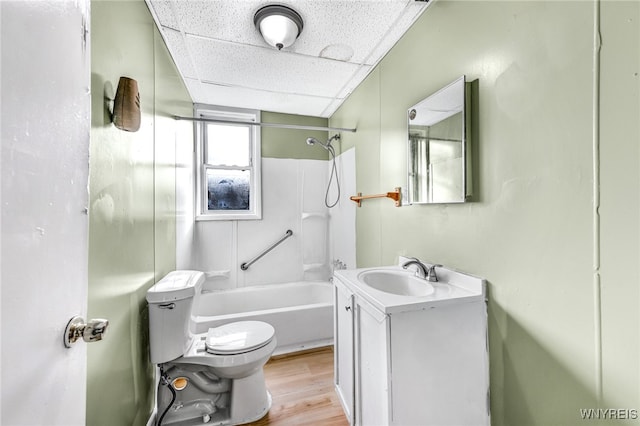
[146,0,432,118]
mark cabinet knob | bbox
[345,306,351,312]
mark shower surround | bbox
[177,150,356,291]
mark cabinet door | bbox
[355,298,390,425]
[334,277,355,423]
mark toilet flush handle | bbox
[158,303,176,310]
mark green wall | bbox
[330,1,639,424]
[262,111,329,160]
[599,0,640,416]
[88,1,192,424]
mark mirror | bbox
[407,76,471,204]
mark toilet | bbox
[146,270,276,425]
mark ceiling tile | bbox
[187,35,361,98]
[165,1,262,45]
[287,1,410,65]
[154,0,414,65]
[146,0,430,117]
[148,0,179,30]
[185,79,335,117]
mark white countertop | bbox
[334,264,486,314]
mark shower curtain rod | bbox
[409,135,463,143]
[173,115,357,133]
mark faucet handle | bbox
[426,264,442,282]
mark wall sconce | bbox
[112,76,140,132]
[254,4,303,50]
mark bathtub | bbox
[192,281,334,355]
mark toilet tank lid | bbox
[146,270,205,303]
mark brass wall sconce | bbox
[112,76,140,132]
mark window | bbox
[195,105,261,220]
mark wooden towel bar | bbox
[350,187,402,207]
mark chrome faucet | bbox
[402,258,442,282]
[402,258,428,279]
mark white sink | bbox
[335,262,485,314]
[358,270,435,297]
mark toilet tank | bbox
[146,270,205,364]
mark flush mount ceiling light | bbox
[254,4,303,50]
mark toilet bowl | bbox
[146,271,276,425]
[176,321,276,379]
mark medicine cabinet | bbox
[407,76,471,204]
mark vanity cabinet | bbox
[333,271,490,426]
[354,296,390,424]
[333,277,355,423]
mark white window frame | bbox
[195,104,262,221]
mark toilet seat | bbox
[205,321,275,355]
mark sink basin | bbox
[358,270,435,297]
[335,263,485,314]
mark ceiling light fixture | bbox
[254,4,303,51]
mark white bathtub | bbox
[192,281,334,355]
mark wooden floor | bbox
[247,347,349,426]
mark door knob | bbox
[64,315,109,348]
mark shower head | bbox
[306,137,330,151]
[305,134,340,150]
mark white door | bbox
[1,1,91,424]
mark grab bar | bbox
[240,230,293,271]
